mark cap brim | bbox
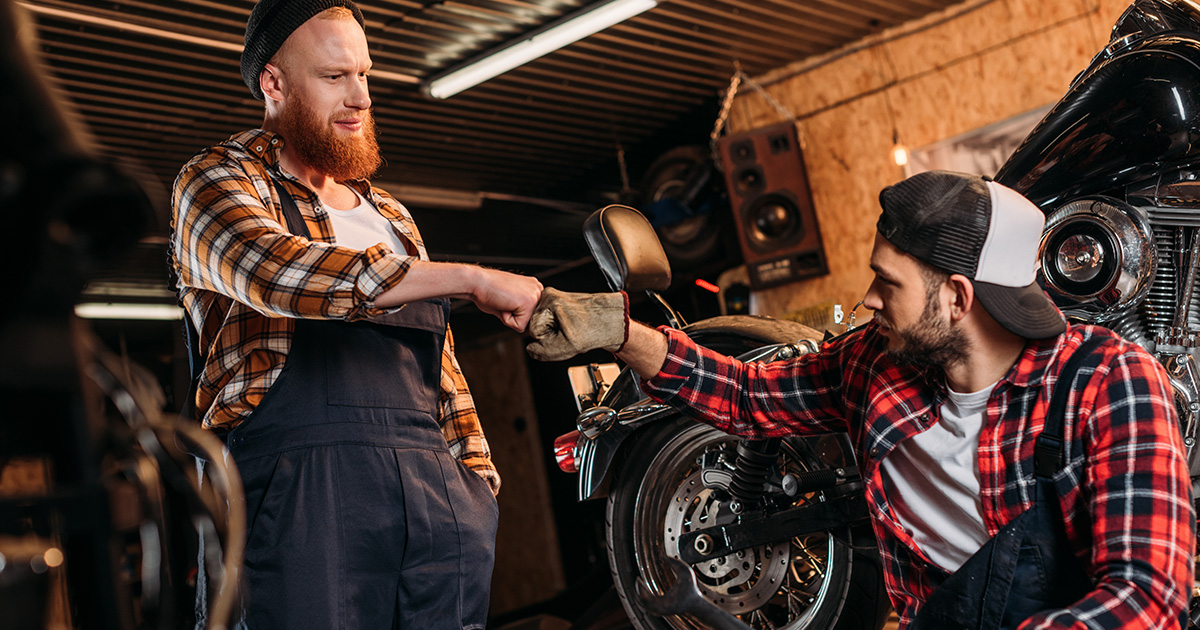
[973,281,1066,339]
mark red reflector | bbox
[554,430,581,473]
[694,278,720,293]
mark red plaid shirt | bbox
[643,322,1193,629]
[171,130,498,492]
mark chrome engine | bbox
[1038,169,1200,476]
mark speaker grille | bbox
[718,122,828,289]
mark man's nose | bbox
[348,77,371,110]
[861,283,882,311]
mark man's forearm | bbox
[376,260,543,331]
[375,260,477,307]
[615,322,670,379]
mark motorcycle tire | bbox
[639,145,729,271]
[606,416,890,630]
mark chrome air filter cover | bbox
[1038,196,1157,322]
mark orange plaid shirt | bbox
[170,129,498,493]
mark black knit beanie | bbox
[241,0,365,100]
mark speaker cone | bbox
[735,166,764,194]
[745,193,804,251]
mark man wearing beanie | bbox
[171,1,542,627]
[527,171,1194,629]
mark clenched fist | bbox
[525,288,629,361]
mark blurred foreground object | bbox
[0,2,244,628]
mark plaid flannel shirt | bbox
[644,322,1193,629]
[170,129,498,493]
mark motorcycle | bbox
[553,0,1200,628]
[996,1,1200,619]
[552,203,890,630]
[995,0,1200,490]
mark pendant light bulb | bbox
[892,130,908,166]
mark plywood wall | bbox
[725,0,1132,317]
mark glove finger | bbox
[526,340,567,362]
[534,286,564,311]
[528,307,557,339]
[525,340,547,360]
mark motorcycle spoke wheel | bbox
[608,419,866,630]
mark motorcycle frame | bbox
[571,332,819,503]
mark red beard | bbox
[277,96,382,182]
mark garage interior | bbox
[2,0,1143,628]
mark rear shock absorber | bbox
[727,438,780,510]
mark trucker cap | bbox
[876,170,1066,339]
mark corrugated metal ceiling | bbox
[20,0,965,283]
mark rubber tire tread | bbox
[606,416,891,630]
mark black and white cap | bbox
[876,170,1066,339]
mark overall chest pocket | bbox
[324,321,442,411]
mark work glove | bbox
[526,288,629,361]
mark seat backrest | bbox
[583,204,671,292]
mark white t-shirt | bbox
[879,382,997,572]
[325,188,410,255]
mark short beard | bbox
[277,95,381,182]
[882,282,969,371]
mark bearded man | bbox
[170,1,542,628]
[527,171,1195,630]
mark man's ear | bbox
[946,274,974,322]
[260,62,286,103]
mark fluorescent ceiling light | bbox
[425,0,657,99]
[81,281,177,300]
[75,303,184,321]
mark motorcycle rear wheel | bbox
[606,416,891,630]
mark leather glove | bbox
[526,288,629,361]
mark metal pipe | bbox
[1173,227,1200,331]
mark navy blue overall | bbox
[223,183,498,629]
[911,338,1103,630]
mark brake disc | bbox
[663,468,790,610]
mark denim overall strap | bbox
[911,336,1104,630]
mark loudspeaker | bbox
[717,122,828,289]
